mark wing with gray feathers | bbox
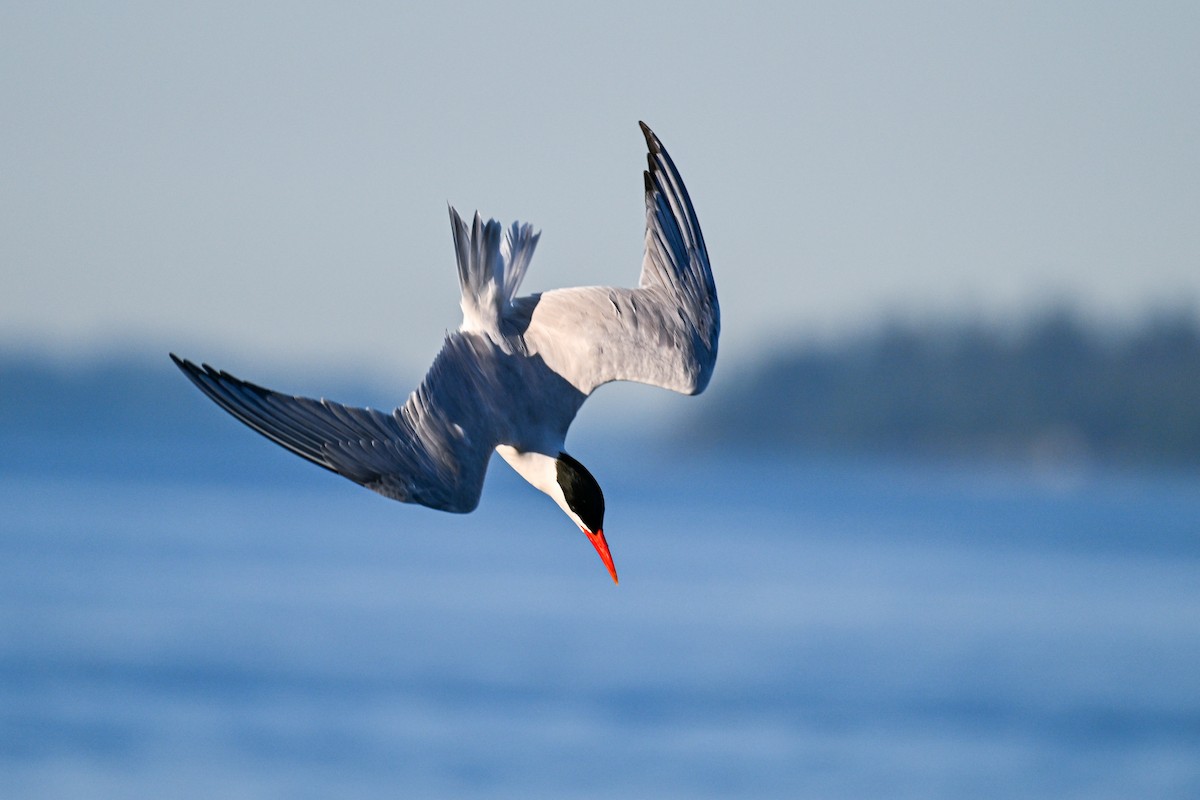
[516,122,719,396]
[170,336,502,513]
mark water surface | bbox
[2,437,1198,798]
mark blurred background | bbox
[2,2,1198,798]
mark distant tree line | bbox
[691,309,1200,465]
[3,309,1199,467]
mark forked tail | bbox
[448,207,539,334]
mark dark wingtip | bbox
[170,354,226,386]
[638,121,660,153]
[169,352,194,373]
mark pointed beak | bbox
[585,528,619,584]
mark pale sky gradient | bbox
[3,2,1199,382]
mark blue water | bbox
[2,432,1199,798]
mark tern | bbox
[171,122,718,583]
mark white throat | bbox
[495,445,585,530]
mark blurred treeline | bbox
[3,308,1199,468]
[693,309,1200,465]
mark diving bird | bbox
[171,122,717,583]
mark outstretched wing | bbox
[170,335,503,513]
[516,122,719,396]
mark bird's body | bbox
[172,123,717,582]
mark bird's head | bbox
[555,453,617,584]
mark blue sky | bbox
[3,2,1198,382]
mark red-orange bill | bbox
[585,528,619,584]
